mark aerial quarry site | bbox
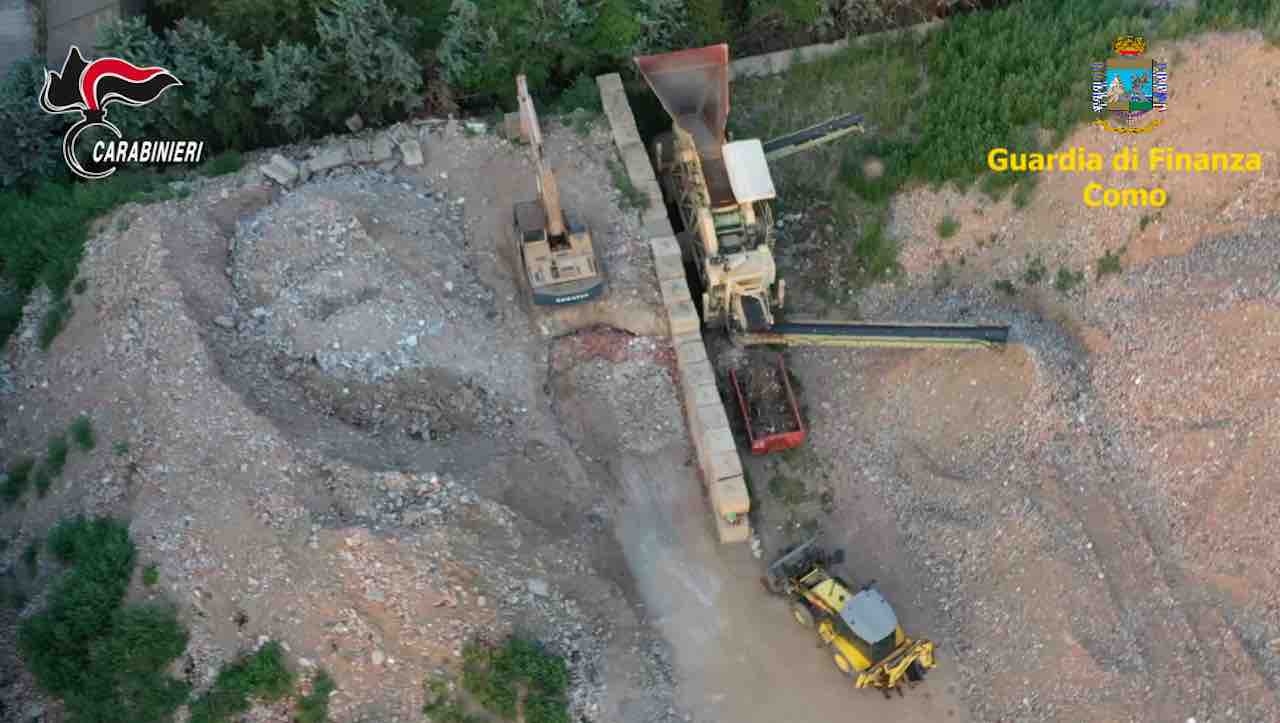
[2,18,1280,723]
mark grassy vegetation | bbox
[0,171,176,349]
[198,150,245,177]
[607,158,650,212]
[3,456,35,503]
[38,295,72,350]
[113,440,131,457]
[992,279,1017,296]
[70,414,96,451]
[768,474,809,506]
[1054,266,1086,293]
[1022,255,1047,286]
[846,221,901,287]
[18,516,193,723]
[296,669,336,723]
[34,464,53,497]
[423,677,484,723]
[936,215,960,239]
[730,0,1277,290]
[23,538,39,575]
[45,433,69,478]
[188,641,294,723]
[143,563,160,587]
[460,637,570,723]
[1097,246,1125,278]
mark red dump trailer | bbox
[728,354,805,454]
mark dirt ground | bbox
[741,29,1280,723]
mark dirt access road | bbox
[609,446,971,722]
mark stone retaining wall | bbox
[727,19,943,80]
[596,72,750,545]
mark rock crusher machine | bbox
[766,538,937,698]
[634,44,1009,350]
[512,74,607,306]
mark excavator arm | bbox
[516,74,564,238]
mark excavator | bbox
[634,45,1009,349]
[512,74,606,306]
[765,538,936,697]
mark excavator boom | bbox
[517,74,564,238]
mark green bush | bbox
[71,414,97,451]
[253,42,322,139]
[143,563,160,587]
[1054,266,1085,293]
[20,516,191,723]
[0,57,68,190]
[462,638,570,723]
[151,0,325,51]
[46,433,70,477]
[34,465,53,497]
[23,539,39,575]
[1096,246,1124,279]
[296,669,336,723]
[315,0,424,126]
[188,641,294,723]
[686,0,728,43]
[3,456,35,503]
[162,20,261,151]
[1022,255,1047,286]
[94,18,173,142]
[439,0,662,106]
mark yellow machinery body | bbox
[767,539,937,697]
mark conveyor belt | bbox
[762,113,865,162]
[737,320,1010,349]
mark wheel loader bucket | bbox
[765,536,821,584]
[634,45,731,156]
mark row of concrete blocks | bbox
[652,237,752,545]
[595,72,752,545]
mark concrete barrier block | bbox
[650,236,681,259]
[689,400,731,447]
[660,278,692,307]
[622,143,653,178]
[697,427,736,476]
[710,476,751,516]
[671,329,700,348]
[675,336,708,366]
[679,359,716,400]
[703,448,744,484]
[668,300,700,336]
[652,252,685,283]
[644,215,676,239]
[714,514,752,544]
[683,382,720,418]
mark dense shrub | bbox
[187,641,294,723]
[18,516,193,723]
[149,0,325,50]
[314,0,424,125]
[0,57,68,190]
[253,41,322,139]
[94,17,172,141]
[438,0,682,105]
[159,20,260,150]
[462,637,570,723]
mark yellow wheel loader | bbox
[764,538,936,698]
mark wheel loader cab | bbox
[804,570,906,672]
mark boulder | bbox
[372,134,395,162]
[306,145,349,174]
[260,154,298,186]
[399,138,425,167]
[345,114,364,133]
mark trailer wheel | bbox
[906,660,926,682]
[790,603,814,628]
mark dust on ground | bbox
[0,118,677,723]
[742,29,1280,723]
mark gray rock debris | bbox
[345,113,364,133]
[260,154,299,186]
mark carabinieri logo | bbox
[1091,36,1168,135]
[39,46,203,180]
